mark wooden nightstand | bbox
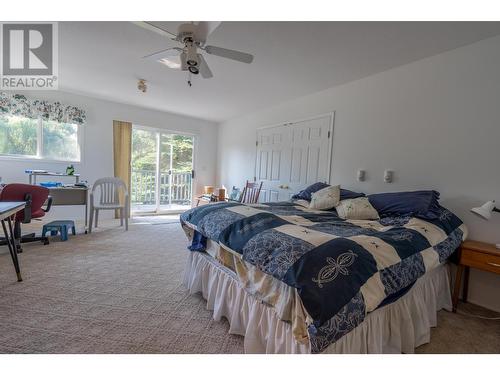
[452,240,500,312]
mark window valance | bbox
[0,92,86,126]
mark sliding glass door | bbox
[158,133,194,211]
[131,126,194,214]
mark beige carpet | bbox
[0,216,498,354]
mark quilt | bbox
[180,201,466,353]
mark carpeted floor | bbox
[0,216,498,354]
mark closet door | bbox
[255,124,292,202]
[255,113,333,203]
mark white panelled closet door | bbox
[255,113,333,202]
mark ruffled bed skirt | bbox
[183,251,452,354]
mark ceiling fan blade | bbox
[133,21,177,40]
[143,47,183,61]
[194,21,221,44]
[197,54,213,79]
[204,45,254,64]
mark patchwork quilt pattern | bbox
[180,201,465,353]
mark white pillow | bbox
[309,185,340,210]
[336,197,380,220]
[293,199,311,208]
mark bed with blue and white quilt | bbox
[180,192,467,354]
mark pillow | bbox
[309,185,340,210]
[336,197,380,220]
[367,190,441,219]
[293,199,311,208]
[340,188,366,200]
[292,182,329,201]
[292,183,365,202]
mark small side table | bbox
[195,194,225,207]
[452,240,500,312]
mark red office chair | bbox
[0,184,53,252]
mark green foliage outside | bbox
[131,129,193,173]
[0,114,79,161]
[131,129,194,206]
[0,115,37,156]
[43,120,79,160]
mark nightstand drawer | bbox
[461,248,500,274]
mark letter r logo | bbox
[2,23,53,75]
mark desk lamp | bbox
[471,200,500,248]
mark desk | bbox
[0,201,26,282]
[27,171,80,185]
[48,187,89,233]
[25,171,88,232]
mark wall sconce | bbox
[384,170,393,183]
[357,170,366,182]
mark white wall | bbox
[0,90,218,221]
[218,35,500,311]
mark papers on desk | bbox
[39,182,63,188]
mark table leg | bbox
[452,264,464,313]
[84,200,88,234]
[1,218,22,282]
[462,266,470,303]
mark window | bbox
[0,114,81,162]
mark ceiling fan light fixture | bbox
[186,44,198,67]
[137,21,254,84]
[188,66,199,74]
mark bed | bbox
[180,198,467,353]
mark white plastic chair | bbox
[88,177,129,233]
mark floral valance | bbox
[0,92,86,125]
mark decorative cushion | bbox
[367,190,441,219]
[292,183,365,202]
[309,185,340,210]
[336,197,380,220]
[292,182,329,201]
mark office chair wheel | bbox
[42,237,50,245]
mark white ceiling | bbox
[59,22,500,122]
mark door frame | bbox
[254,111,335,188]
[131,124,197,215]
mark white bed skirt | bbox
[183,251,452,354]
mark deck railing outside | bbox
[131,169,192,206]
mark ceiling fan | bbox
[134,21,254,86]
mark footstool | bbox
[42,220,76,241]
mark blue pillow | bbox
[292,183,365,202]
[292,182,329,201]
[367,190,441,219]
[340,188,366,200]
